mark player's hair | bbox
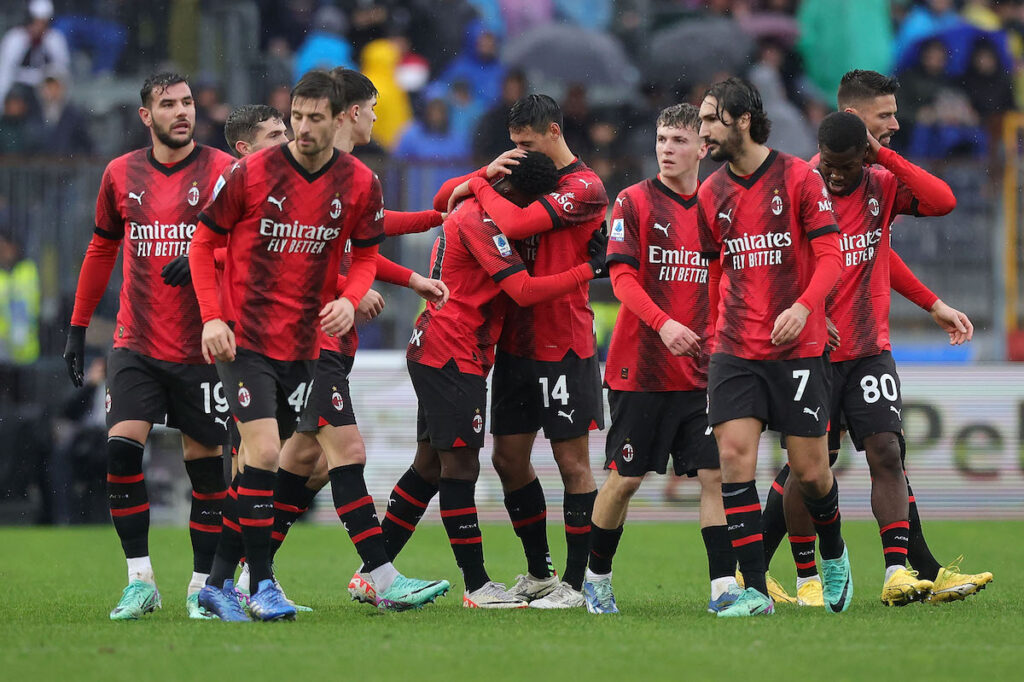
[224,104,283,153]
[291,69,346,116]
[817,111,867,153]
[505,150,558,197]
[837,70,900,109]
[329,68,379,108]
[507,94,563,132]
[704,77,772,144]
[656,103,700,132]
[140,72,188,107]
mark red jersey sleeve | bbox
[374,254,413,286]
[191,162,244,322]
[468,177,557,239]
[459,220,527,283]
[696,189,721,258]
[383,209,444,236]
[606,190,642,269]
[350,174,386,247]
[94,165,123,239]
[197,161,246,235]
[876,146,956,217]
[610,262,670,332]
[890,248,938,310]
[799,165,840,238]
[71,166,124,327]
[433,166,489,212]
[540,174,607,230]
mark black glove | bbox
[161,254,191,287]
[63,325,87,387]
[586,226,609,279]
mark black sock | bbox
[804,478,844,560]
[906,476,941,581]
[439,478,488,592]
[237,466,276,592]
[106,437,149,559]
[588,523,623,575]
[329,464,389,572]
[722,481,767,596]
[789,534,818,578]
[563,490,596,590]
[880,520,910,569]
[761,463,790,566]
[208,474,243,589]
[185,456,226,574]
[380,466,437,561]
[270,468,313,560]
[505,478,553,579]
[701,524,736,581]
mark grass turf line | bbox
[1,521,1018,681]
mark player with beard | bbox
[696,77,850,617]
[62,73,235,620]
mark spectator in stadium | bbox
[472,69,527,164]
[37,74,93,157]
[292,6,354,84]
[747,39,816,158]
[0,229,40,404]
[897,38,957,146]
[360,37,412,148]
[193,80,231,152]
[52,11,127,76]
[560,83,597,160]
[0,84,42,154]
[434,21,505,106]
[447,80,486,145]
[907,88,989,160]
[796,0,893,97]
[0,0,70,102]
[395,97,472,206]
[961,37,1016,124]
[893,0,964,66]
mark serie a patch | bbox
[610,218,625,242]
[492,232,512,257]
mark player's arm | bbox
[433,150,527,211]
[495,230,607,307]
[383,209,444,236]
[374,254,448,306]
[64,167,124,386]
[875,146,956,216]
[610,263,700,357]
[890,249,972,344]
[696,191,723,344]
[433,166,490,211]
[465,177,557,239]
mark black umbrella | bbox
[647,17,754,87]
[502,23,639,88]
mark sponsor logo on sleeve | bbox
[610,218,625,242]
[492,232,512,257]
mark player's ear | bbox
[697,140,709,161]
[737,111,751,132]
[235,140,250,157]
[138,106,152,128]
[548,121,561,140]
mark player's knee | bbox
[413,441,441,486]
[865,432,902,478]
[604,471,642,501]
[441,452,480,481]
[491,447,526,479]
[697,467,722,495]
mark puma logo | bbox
[803,406,821,421]
[718,208,734,224]
[267,195,286,210]
[577,178,593,189]
[890,406,902,419]
[557,409,575,424]
[213,416,229,428]
[128,190,145,205]
[653,222,670,236]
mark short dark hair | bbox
[329,68,379,108]
[818,111,867,153]
[506,150,558,197]
[291,69,345,116]
[507,94,563,132]
[656,103,700,131]
[140,72,188,107]
[837,70,899,109]
[704,77,771,144]
[224,104,283,152]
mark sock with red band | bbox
[789,535,819,578]
[505,478,553,579]
[380,466,437,561]
[107,437,149,561]
[439,477,489,592]
[761,463,790,566]
[329,464,389,572]
[270,468,314,560]
[701,524,736,581]
[563,490,596,590]
[207,474,243,589]
[237,466,276,591]
[722,480,767,596]
[184,456,226,574]
[880,519,910,569]
[588,523,623,576]
[905,476,941,580]
[804,478,844,560]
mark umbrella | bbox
[894,22,1013,76]
[647,16,754,87]
[502,23,639,88]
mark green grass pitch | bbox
[1,521,1018,681]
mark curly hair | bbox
[705,77,772,144]
[506,150,558,197]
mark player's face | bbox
[142,81,195,149]
[290,96,339,157]
[698,96,743,163]
[249,117,288,153]
[509,124,558,157]
[656,124,706,179]
[351,96,378,145]
[818,144,866,195]
[850,94,899,148]
[493,177,533,207]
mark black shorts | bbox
[216,347,315,441]
[490,350,605,440]
[105,347,229,447]
[409,359,488,450]
[828,351,903,451]
[707,352,830,438]
[605,390,718,477]
[297,350,356,433]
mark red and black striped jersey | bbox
[198,144,384,361]
[90,144,234,364]
[406,197,525,376]
[605,177,710,392]
[697,150,839,361]
[498,159,607,361]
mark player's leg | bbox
[782,472,822,606]
[584,469,640,614]
[180,435,227,617]
[272,432,323,561]
[760,460,790,570]
[379,440,440,562]
[697,466,743,612]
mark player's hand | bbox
[446,180,472,214]
[771,302,810,346]
[826,316,841,351]
[864,128,883,166]
[356,288,385,323]
[486,148,527,179]
[409,272,449,307]
[659,319,701,357]
[63,325,87,387]
[586,226,609,279]
[320,297,355,337]
[201,319,236,363]
[930,299,974,345]
[160,254,191,287]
